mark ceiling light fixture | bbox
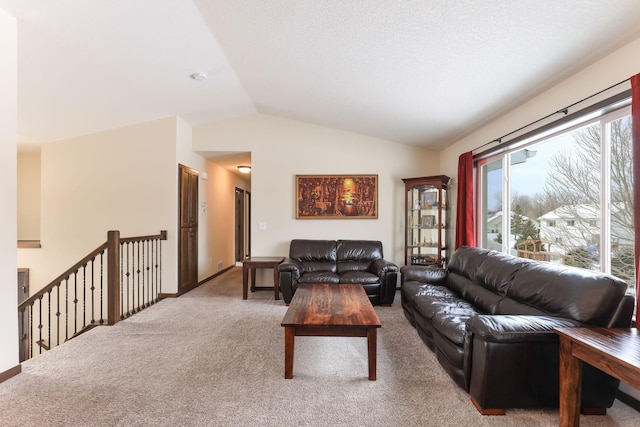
[237,165,251,174]
[190,72,207,81]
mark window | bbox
[476,103,635,302]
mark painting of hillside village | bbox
[296,175,377,219]
[482,115,635,298]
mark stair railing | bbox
[18,230,167,361]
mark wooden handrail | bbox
[18,230,168,312]
[18,242,108,310]
[17,230,168,361]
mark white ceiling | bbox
[3,1,640,170]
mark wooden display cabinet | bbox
[402,175,450,267]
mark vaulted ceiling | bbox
[3,0,640,152]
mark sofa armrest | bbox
[277,258,304,277]
[466,315,584,343]
[371,259,398,277]
[371,259,399,305]
[278,258,304,304]
[400,265,446,285]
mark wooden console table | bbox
[241,256,284,300]
[555,327,640,427]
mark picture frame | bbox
[421,191,437,208]
[296,175,378,219]
[421,215,436,228]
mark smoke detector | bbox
[190,72,207,81]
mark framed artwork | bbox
[421,191,437,208]
[296,175,378,219]
[421,215,436,228]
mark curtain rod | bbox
[473,77,630,154]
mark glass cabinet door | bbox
[402,176,450,267]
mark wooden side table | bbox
[241,257,284,300]
[555,327,640,427]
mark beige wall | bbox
[17,149,41,241]
[18,118,179,293]
[0,8,18,373]
[193,113,439,267]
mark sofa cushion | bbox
[338,261,374,273]
[506,262,628,325]
[447,246,491,281]
[298,272,339,284]
[446,273,502,314]
[475,250,529,294]
[337,240,383,262]
[290,239,337,262]
[432,308,478,346]
[412,285,473,321]
[339,271,380,284]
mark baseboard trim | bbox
[617,390,640,412]
[159,266,235,299]
[0,364,21,384]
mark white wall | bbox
[193,113,438,266]
[0,8,18,375]
[18,118,179,294]
[17,149,41,241]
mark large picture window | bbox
[476,105,635,301]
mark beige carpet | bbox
[0,267,637,426]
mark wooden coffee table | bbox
[280,283,381,380]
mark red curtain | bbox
[632,73,640,328]
[455,151,475,249]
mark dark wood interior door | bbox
[235,188,244,262]
[179,165,198,291]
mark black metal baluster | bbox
[56,283,61,349]
[82,263,87,328]
[65,277,69,341]
[29,302,34,359]
[47,289,52,350]
[159,237,163,298]
[90,257,95,324]
[73,271,78,336]
[37,296,43,354]
[136,241,141,312]
[145,239,150,307]
[100,250,104,324]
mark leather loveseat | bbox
[401,246,635,414]
[278,239,398,305]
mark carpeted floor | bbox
[0,267,637,426]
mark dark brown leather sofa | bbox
[401,246,635,414]
[278,239,398,305]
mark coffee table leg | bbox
[284,326,294,379]
[367,328,377,381]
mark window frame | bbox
[474,97,634,301]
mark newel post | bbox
[107,230,121,325]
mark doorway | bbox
[235,188,251,261]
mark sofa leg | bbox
[380,304,392,307]
[470,396,506,415]
[581,408,606,415]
